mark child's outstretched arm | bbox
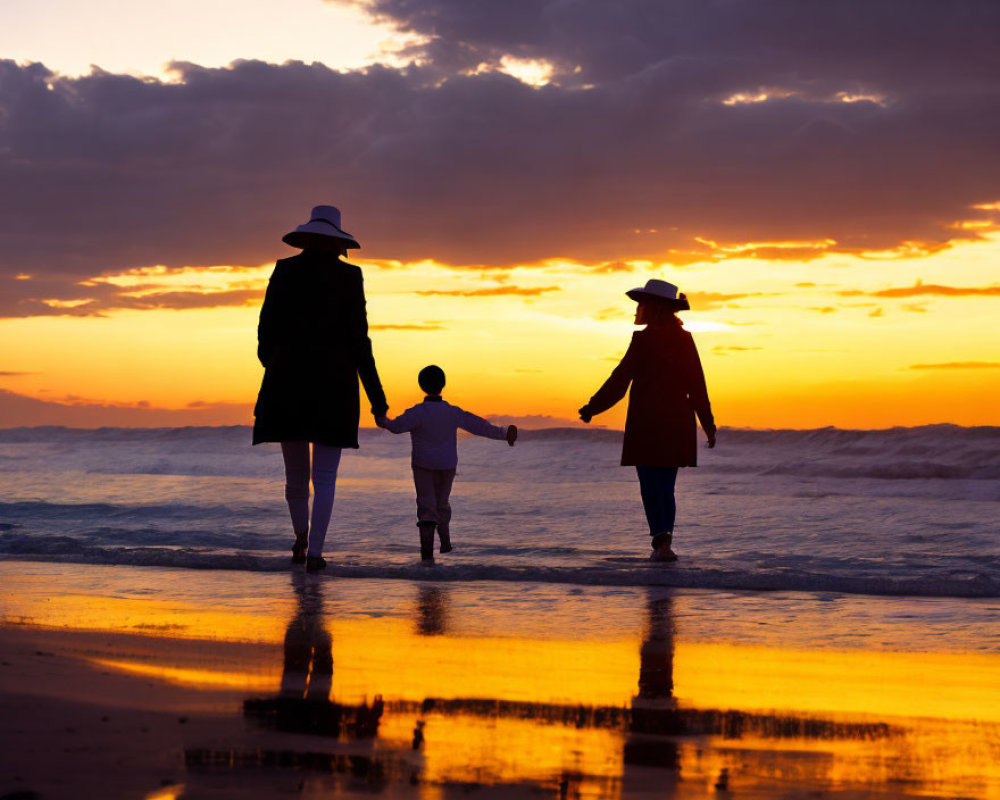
[455,409,511,443]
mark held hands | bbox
[707,431,717,449]
[372,403,390,429]
[506,424,518,447]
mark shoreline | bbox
[2,553,998,599]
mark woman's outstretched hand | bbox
[707,431,717,449]
[578,406,593,424]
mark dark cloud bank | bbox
[0,389,250,427]
[2,0,999,315]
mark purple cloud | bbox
[0,0,998,315]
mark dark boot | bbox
[291,532,308,564]
[418,523,436,563]
[438,525,452,554]
[650,532,678,562]
[305,555,327,573]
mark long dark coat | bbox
[252,251,388,449]
[586,323,715,467]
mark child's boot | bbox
[418,522,436,563]
[438,524,452,554]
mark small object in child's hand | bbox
[506,424,518,446]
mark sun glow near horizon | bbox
[0,229,998,430]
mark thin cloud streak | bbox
[6,289,263,318]
[839,282,1000,299]
[413,286,561,297]
[685,291,768,311]
[908,361,1000,370]
[873,283,1000,298]
[370,322,445,330]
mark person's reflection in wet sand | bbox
[414,585,449,637]
[637,589,675,703]
[244,572,383,738]
[281,571,333,700]
[623,589,681,771]
[411,585,450,751]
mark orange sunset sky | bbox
[1,0,998,429]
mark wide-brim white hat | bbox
[282,205,360,250]
[626,279,690,310]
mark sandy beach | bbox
[2,561,999,800]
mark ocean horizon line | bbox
[0,421,997,435]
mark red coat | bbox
[586,324,715,467]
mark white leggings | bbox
[280,442,342,558]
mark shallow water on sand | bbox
[0,425,998,597]
[2,562,1000,799]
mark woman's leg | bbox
[636,466,666,537]
[659,467,678,534]
[307,443,342,558]
[281,441,311,538]
[637,467,679,560]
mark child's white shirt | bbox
[380,397,508,470]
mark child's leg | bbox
[413,467,439,561]
[433,469,457,552]
[307,443,342,558]
[412,467,439,527]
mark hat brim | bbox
[282,230,360,250]
[626,289,690,310]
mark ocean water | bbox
[0,424,997,598]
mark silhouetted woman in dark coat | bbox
[579,280,716,562]
[253,205,389,572]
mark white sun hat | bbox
[282,205,360,250]
[626,279,690,310]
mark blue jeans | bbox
[635,466,678,537]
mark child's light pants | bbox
[412,466,456,536]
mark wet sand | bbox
[1,562,999,799]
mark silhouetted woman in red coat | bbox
[579,280,716,562]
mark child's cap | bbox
[418,365,446,395]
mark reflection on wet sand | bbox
[415,586,448,637]
[180,582,998,799]
[243,574,383,740]
[624,593,679,774]
[5,565,999,798]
